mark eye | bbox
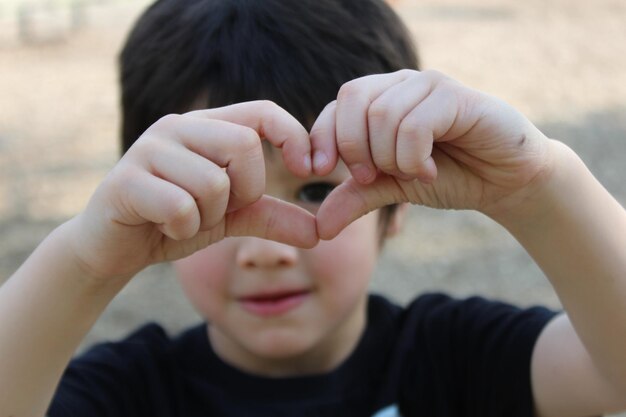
[297,182,336,204]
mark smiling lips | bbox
[239,289,310,317]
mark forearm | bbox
[0,219,130,417]
[495,140,626,391]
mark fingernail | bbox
[313,151,328,171]
[350,163,374,183]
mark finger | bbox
[309,100,339,176]
[187,100,312,178]
[367,72,435,176]
[225,195,319,248]
[396,85,459,182]
[118,168,200,241]
[335,70,413,184]
[147,144,231,231]
[316,175,409,240]
[150,116,266,212]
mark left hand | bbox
[310,70,556,239]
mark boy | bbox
[1,0,626,416]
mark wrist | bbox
[487,140,585,236]
[52,218,135,291]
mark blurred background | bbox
[1,0,626,410]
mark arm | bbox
[0,101,317,417]
[0,220,129,417]
[498,141,626,416]
[311,69,626,417]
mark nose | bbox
[236,237,299,269]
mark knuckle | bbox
[322,99,337,112]
[437,77,462,95]
[398,120,431,139]
[154,113,183,130]
[372,153,397,172]
[207,171,231,197]
[308,125,326,141]
[256,99,278,109]
[106,163,136,194]
[237,126,261,151]
[130,126,158,148]
[253,100,282,117]
[367,100,391,122]
[115,163,138,184]
[422,69,452,86]
[192,169,232,204]
[131,136,172,167]
[236,187,262,207]
[398,68,417,77]
[199,202,227,231]
[396,155,421,175]
[337,80,363,102]
[422,69,444,79]
[164,194,195,224]
[337,137,364,159]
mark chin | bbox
[248,330,316,360]
[246,340,330,377]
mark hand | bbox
[310,70,556,239]
[68,101,318,282]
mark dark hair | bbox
[119,0,420,232]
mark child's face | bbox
[174,147,383,376]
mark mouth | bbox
[238,289,311,317]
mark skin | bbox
[174,153,387,376]
[310,70,626,416]
[1,71,626,417]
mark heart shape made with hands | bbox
[198,102,413,248]
[225,160,404,248]
[188,100,465,250]
[215,69,547,246]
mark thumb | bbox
[316,175,411,240]
[225,195,319,248]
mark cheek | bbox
[173,241,234,316]
[309,212,380,289]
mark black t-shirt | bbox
[48,293,557,417]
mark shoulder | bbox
[49,322,206,416]
[380,293,559,416]
[400,292,556,335]
[371,292,558,379]
[65,321,209,384]
[370,291,557,336]
[79,322,179,363]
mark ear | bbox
[384,203,409,238]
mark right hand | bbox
[309,70,554,239]
[66,101,318,283]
